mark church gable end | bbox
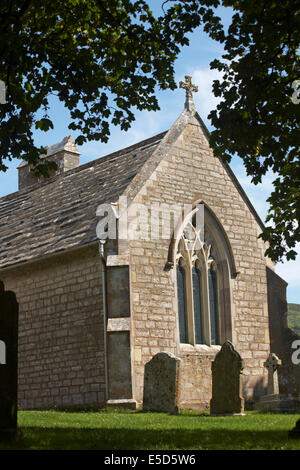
[125,106,272,408]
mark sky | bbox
[0,3,299,304]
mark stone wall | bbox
[127,116,271,409]
[0,245,105,410]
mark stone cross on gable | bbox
[264,353,282,395]
[179,75,198,113]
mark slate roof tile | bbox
[0,131,166,269]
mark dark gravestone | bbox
[143,352,181,414]
[0,280,19,440]
[210,341,244,415]
[289,418,300,439]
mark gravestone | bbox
[210,341,244,415]
[289,418,300,439]
[143,352,180,414]
[255,352,285,411]
[264,353,282,395]
[0,280,19,440]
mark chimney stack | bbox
[18,135,80,191]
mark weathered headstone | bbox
[255,352,285,411]
[210,341,244,415]
[143,352,180,414]
[0,280,20,440]
[264,353,282,395]
[289,418,300,439]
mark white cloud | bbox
[191,67,223,125]
[80,108,169,164]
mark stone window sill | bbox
[179,343,221,355]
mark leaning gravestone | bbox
[210,341,244,415]
[143,352,180,414]
[0,280,19,440]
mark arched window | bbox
[174,205,233,347]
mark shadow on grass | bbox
[0,427,299,450]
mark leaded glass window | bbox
[192,266,203,344]
[175,208,223,347]
[208,266,219,345]
[177,264,188,343]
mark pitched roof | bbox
[0,131,166,269]
[0,109,266,272]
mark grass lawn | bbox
[0,409,299,450]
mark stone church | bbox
[0,77,299,410]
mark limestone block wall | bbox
[0,245,105,410]
[127,117,271,409]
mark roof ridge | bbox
[74,130,167,174]
[0,130,167,202]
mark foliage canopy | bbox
[0,0,299,261]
